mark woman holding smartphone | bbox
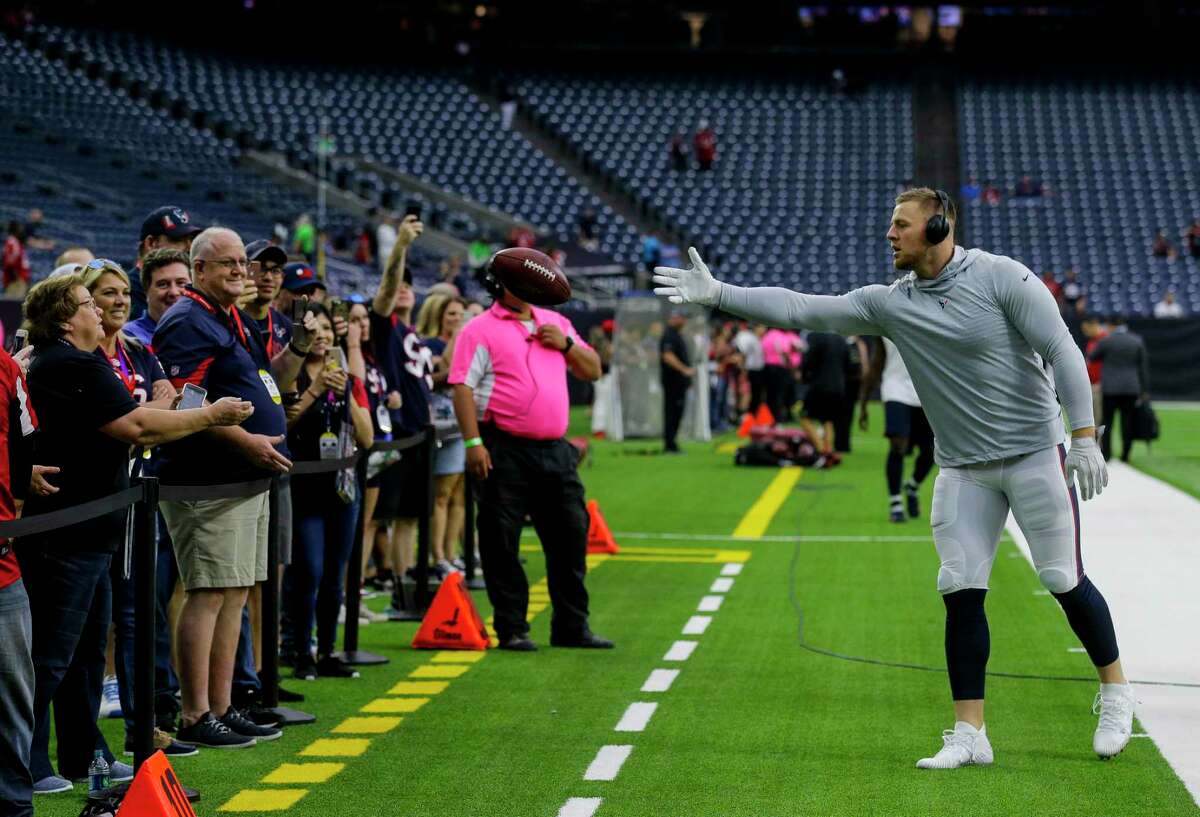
[18,270,251,793]
[283,303,373,680]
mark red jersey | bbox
[0,350,37,589]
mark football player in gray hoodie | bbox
[654,188,1134,768]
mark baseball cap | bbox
[140,206,202,241]
[281,262,326,292]
[245,239,287,267]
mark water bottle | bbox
[87,750,110,798]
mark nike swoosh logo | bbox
[1022,274,1029,281]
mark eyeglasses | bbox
[249,262,284,278]
[75,296,98,312]
[200,257,250,271]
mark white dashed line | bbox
[710,577,734,593]
[720,563,744,576]
[682,615,712,635]
[558,797,603,817]
[584,745,633,781]
[615,702,658,733]
[1033,589,1051,596]
[641,669,680,692]
[1068,647,1087,653]
[698,595,724,612]
[663,640,698,661]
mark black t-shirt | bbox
[660,326,691,391]
[23,341,139,552]
[802,332,850,396]
[369,310,432,437]
[287,367,368,505]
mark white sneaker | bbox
[1093,685,1136,759]
[99,675,123,719]
[916,722,994,769]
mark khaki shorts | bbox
[160,492,270,590]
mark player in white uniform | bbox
[859,337,935,522]
[653,188,1135,768]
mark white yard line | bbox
[614,703,658,733]
[682,615,712,635]
[698,595,724,612]
[642,669,680,693]
[584,746,634,781]
[607,531,933,543]
[1005,461,1200,806]
[710,577,735,593]
[557,798,603,817]
[663,640,698,661]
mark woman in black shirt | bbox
[283,303,373,680]
[17,269,252,791]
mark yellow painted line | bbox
[388,680,449,695]
[261,763,344,784]
[731,467,803,538]
[410,664,470,679]
[299,738,370,757]
[332,716,402,734]
[430,651,486,664]
[518,544,752,564]
[362,697,428,714]
[219,789,308,812]
[716,441,739,453]
[527,603,549,613]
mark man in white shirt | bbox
[732,323,767,416]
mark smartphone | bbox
[325,347,348,372]
[11,329,28,354]
[291,296,308,324]
[404,203,422,220]
[178,383,207,410]
[330,297,349,324]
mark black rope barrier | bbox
[0,425,438,778]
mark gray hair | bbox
[189,226,242,269]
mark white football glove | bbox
[1064,434,1108,501]
[653,247,721,307]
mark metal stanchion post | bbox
[339,454,388,665]
[261,478,315,726]
[461,473,485,591]
[133,477,158,772]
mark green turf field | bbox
[1125,405,1200,500]
[38,405,1198,816]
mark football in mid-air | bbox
[488,247,571,306]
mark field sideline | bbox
[38,405,1200,816]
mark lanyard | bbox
[264,309,278,359]
[181,287,250,351]
[102,337,137,396]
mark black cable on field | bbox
[786,479,1200,691]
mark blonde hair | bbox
[895,186,956,226]
[83,261,145,349]
[415,293,450,339]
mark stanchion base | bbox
[266,706,316,726]
[337,649,389,666]
[100,781,201,805]
[464,576,487,591]
[386,607,425,622]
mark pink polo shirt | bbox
[449,302,590,440]
[760,328,793,368]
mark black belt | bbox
[481,424,562,449]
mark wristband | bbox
[562,336,575,354]
[464,437,483,449]
[289,341,310,357]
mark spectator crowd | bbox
[0,201,529,814]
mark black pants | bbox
[747,369,768,414]
[1101,394,1138,462]
[476,428,591,641]
[763,365,791,423]
[663,385,688,451]
[834,376,860,453]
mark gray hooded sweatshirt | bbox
[715,246,1093,466]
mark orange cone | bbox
[586,500,620,554]
[736,413,755,437]
[412,573,490,650]
[754,403,775,427]
[116,751,195,817]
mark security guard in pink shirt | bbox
[449,272,612,652]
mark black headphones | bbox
[924,189,952,245]
[477,257,505,300]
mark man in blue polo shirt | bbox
[125,248,191,348]
[153,227,309,749]
[128,205,202,321]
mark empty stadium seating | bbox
[509,72,914,292]
[959,77,1200,316]
[25,25,644,266]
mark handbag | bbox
[1132,400,1159,442]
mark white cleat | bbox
[1093,685,1136,759]
[916,722,994,770]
